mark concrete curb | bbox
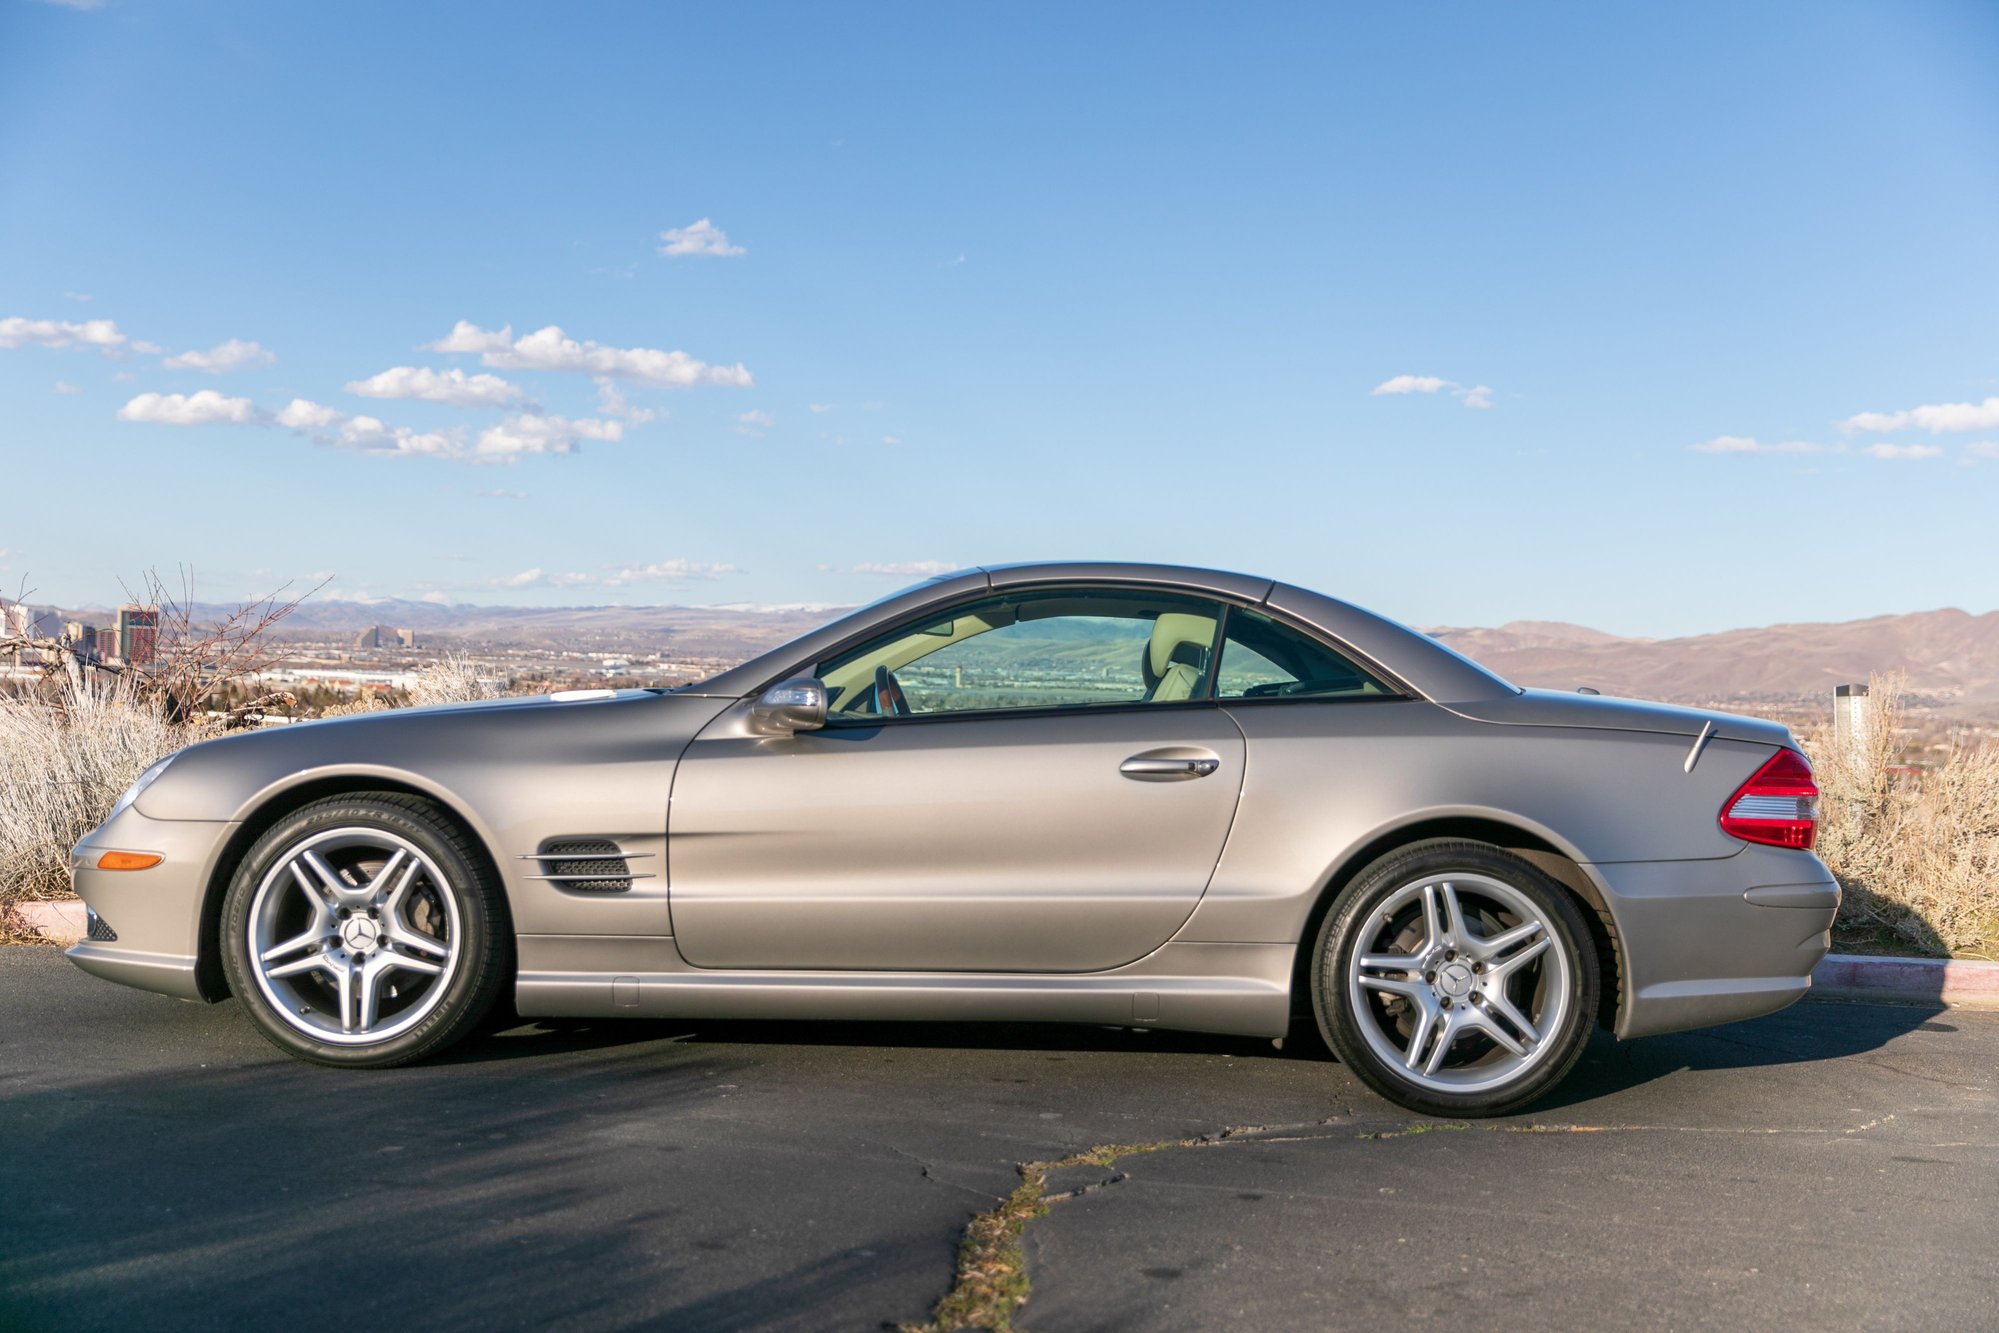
[1812,952,1999,1010]
[6,900,86,945]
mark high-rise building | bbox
[3,601,64,639]
[354,625,416,650]
[65,621,99,660]
[118,604,160,666]
[94,626,118,660]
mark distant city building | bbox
[397,627,418,648]
[354,625,418,649]
[2,600,65,640]
[93,626,119,661]
[118,604,160,666]
[64,621,101,661]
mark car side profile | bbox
[67,562,1838,1116]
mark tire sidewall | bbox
[221,796,504,1067]
[1313,841,1598,1117]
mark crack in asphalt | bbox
[895,1110,1908,1332]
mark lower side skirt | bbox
[513,936,1294,1039]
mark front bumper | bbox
[1589,844,1839,1039]
[65,806,239,1003]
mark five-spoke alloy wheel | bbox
[222,794,510,1066]
[1314,840,1598,1117]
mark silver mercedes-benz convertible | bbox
[67,562,1837,1115]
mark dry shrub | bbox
[404,654,501,707]
[1807,672,1999,959]
[0,673,203,909]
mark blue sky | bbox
[3,1,1997,636]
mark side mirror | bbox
[748,677,828,736]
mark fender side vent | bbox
[87,908,119,942]
[521,838,654,893]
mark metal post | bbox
[1833,683,1870,761]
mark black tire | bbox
[220,793,512,1067]
[1312,839,1598,1118]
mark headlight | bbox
[109,755,176,821]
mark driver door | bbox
[666,588,1247,973]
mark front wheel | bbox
[1312,840,1598,1117]
[221,793,511,1067]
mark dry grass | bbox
[1,650,511,923]
[405,653,502,707]
[1805,672,1999,960]
[0,673,204,909]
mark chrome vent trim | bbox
[521,838,654,893]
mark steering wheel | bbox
[872,664,911,717]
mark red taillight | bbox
[1719,749,1820,849]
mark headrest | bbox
[1147,612,1214,682]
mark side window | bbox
[815,589,1223,718]
[1215,608,1394,700]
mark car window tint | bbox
[816,589,1222,718]
[1215,608,1393,700]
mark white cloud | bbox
[1372,375,1449,395]
[52,380,82,395]
[278,396,596,463]
[595,378,659,423]
[475,413,622,457]
[38,0,106,10]
[1862,442,1943,461]
[1371,374,1494,408]
[495,559,739,590]
[658,218,745,258]
[425,320,517,355]
[116,390,258,426]
[1840,396,1999,435]
[1966,442,1999,461]
[471,488,528,499]
[427,321,752,388]
[331,416,464,458]
[808,402,833,414]
[849,560,955,577]
[62,291,92,302]
[1,316,128,353]
[882,434,902,446]
[347,365,522,407]
[162,338,275,373]
[420,591,452,605]
[1689,435,1824,455]
[734,409,773,437]
[603,559,738,585]
[276,398,345,430]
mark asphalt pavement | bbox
[2,945,1994,1331]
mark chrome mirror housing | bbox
[748,678,828,736]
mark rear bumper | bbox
[1588,847,1838,1039]
[64,807,237,1002]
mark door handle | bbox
[1119,754,1221,781]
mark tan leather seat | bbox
[1142,612,1216,702]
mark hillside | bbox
[1427,609,1999,714]
[37,594,1999,716]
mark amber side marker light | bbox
[96,851,164,871]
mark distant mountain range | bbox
[1427,609,1999,714]
[38,594,1999,715]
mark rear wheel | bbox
[221,794,510,1067]
[1313,840,1597,1117]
